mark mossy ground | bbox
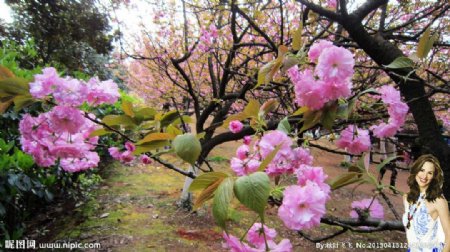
[32,139,407,251]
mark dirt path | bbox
[33,138,408,251]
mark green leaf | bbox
[258,145,282,172]
[194,178,225,209]
[13,94,35,112]
[196,132,206,140]
[133,140,170,155]
[137,133,175,145]
[0,99,13,114]
[292,106,309,116]
[280,53,300,72]
[256,61,276,88]
[384,56,414,69]
[259,99,278,117]
[189,172,230,191]
[88,128,112,137]
[234,172,270,217]
[172,115,193,126]
[336,103,349,120]
[121,100,135,117]
[0,65,15,80]
[134,107,157,120]
[320,102,338,130]
[376,155,397,172]
[416,27,437,59]
[172,133,202,165]
[329,172,364,190]
[276,117,291,134]
[255,45,288,89]
[292,22,303,51]
[212,177,234,228]
[166,124,182,136]
[364,173,379,187]
[160,110,182,128]
[102,115,136,127]
[244,99,261,118]
[0,77,30,96]
[300,110,322,133]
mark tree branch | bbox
[296,0,342,22]
[321,214,404,232]
[352,0,388,22]
[235,5,277,51]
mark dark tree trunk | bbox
[341,16,450,200]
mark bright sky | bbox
[0,0,13,23]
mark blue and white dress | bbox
[403,193,445,252]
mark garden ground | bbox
[26,137,408,252]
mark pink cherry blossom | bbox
[229,120,244,133]
[326,0,337,8]
[53,77,87,106]
[140,154,152,164]
[222,233,255,252]
[258,130,293,159]
[125,141,136,152]
[316,46,354,83]
[258,130,295,176]
[247,223,277,247]
[370,122,398,138]
[377,85,401,104]
[236,145,250,160]
[230,158,260,176]
[322,79,352,101]
[288,68,327,110]
[49,105,85,134]
[120,150,135,164]
[243,136,252,145]
[336,125,371,155]
[108,147,122,160]
[29,67,62,98]
[370,85,409,138]
[308,40,333,62]
[278,181,328,230]
[388,102,408,125]
[350,198,384,219]
[296,165,331,196]
[49,144,83,159]
[86,77,120,106]
[291,147,313,167]
[265,239,293,252]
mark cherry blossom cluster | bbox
[335,85,408,155]
[223,223,292,252]
[29,67,120,106]
[287,40,354,110]
[229,120,244,133]
[198,24,218,53]
[108,142,152,165]
[335,125,371,155]
[19,67,120,172]
[370,85,409,138]
[230,130,314,177]
[278,164,330,231]
[229,130,330,232]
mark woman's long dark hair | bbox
[407,154,444,204]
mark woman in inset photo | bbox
[403,154,450,252]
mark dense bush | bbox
[0,41,120,241]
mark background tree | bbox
[122,0,449,202]
[4,0,114,78]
